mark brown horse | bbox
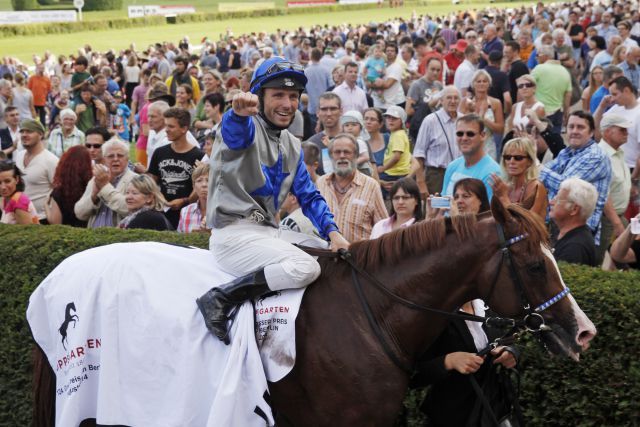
[31,200,595,426]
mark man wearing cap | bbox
[597,114,633,263]
[444,39,468,85]
[47,109,84,157]
[14,119,59,222]
[196,57,349,345]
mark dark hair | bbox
[163,107,191,128]
[310,48,322,61]
[452,178,490,213]
[385,43,399,54]
[610,75,637,96]
[344,61,359,71]
[74,56,88,67]
[591,35,606,50]
[80,84,93,93]
[204,92,225,111]
[4,106,17,114]
[0,161,24,193]
[464,44,477,56]
[302,141,320,166]
[413,37,428,48]
[568,111,595,132]
[364,107,383,123]
[84,126,111,142]
[175,55,189,65]
[425,57,442,68]
[505,40,520,52]
[390,178,423,221]
[457,113,484,133]
[52,146,93,214]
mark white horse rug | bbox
[27,242,307,427]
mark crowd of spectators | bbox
[0,0,639,272]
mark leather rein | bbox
[298,222,571,374]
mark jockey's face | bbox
[262,87,299,128]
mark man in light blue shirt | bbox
[304,48,332,127]
[441,114,501,199]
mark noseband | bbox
[489,222,571,333]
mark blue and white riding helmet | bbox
[250,56,307,94]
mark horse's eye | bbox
[527,262,546,275]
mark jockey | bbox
[197,57,350,344]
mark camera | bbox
[430,196,451,209]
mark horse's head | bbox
[476,199,596,360]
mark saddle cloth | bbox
[27,242,307,427]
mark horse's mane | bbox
[349,213,479,271]
[349,204,550,270]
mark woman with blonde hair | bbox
[612,45,627,65]
[120,174,173,230]
[507,74,545,133]
[178,162,210,233]
[459,69,504,160]
[581,66,604,111]
[489,137,548,219]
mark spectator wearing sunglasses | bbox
[489,137,548,219]
[84,126,110,166]
[441,114,501,199]
[506,75,545,134]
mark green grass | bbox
[1,0,535,64]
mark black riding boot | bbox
[196,270,270,345]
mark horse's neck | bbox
[345,251,483,363]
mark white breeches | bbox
[210,220,327,291]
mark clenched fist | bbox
[232,92,260,117]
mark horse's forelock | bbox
[350,214,478,270]
[506,204,550,253]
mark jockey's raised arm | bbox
[197,56,349,344]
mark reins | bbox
[296,222,571,374]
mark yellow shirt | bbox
[384,130,411,176]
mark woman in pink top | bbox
[370,178,423,239]
[0,161,39,224]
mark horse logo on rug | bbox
[58,302,79,350]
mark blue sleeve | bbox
[527,49,537,69]
[290,154,339,240]
[221,109,256,150]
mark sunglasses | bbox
[456,130,477,137]
[502,154,529,161]
[85,143,102,149]
[517,82,535,89]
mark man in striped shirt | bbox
[316,133,388,242]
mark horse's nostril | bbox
[577,329,596,349]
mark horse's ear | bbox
[491,196,512,224]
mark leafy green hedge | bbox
[83,0,123,11]
[11,0,38,10]
[0,224,638,425]
[0,3,379,39]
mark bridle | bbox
[299,221,572,374]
